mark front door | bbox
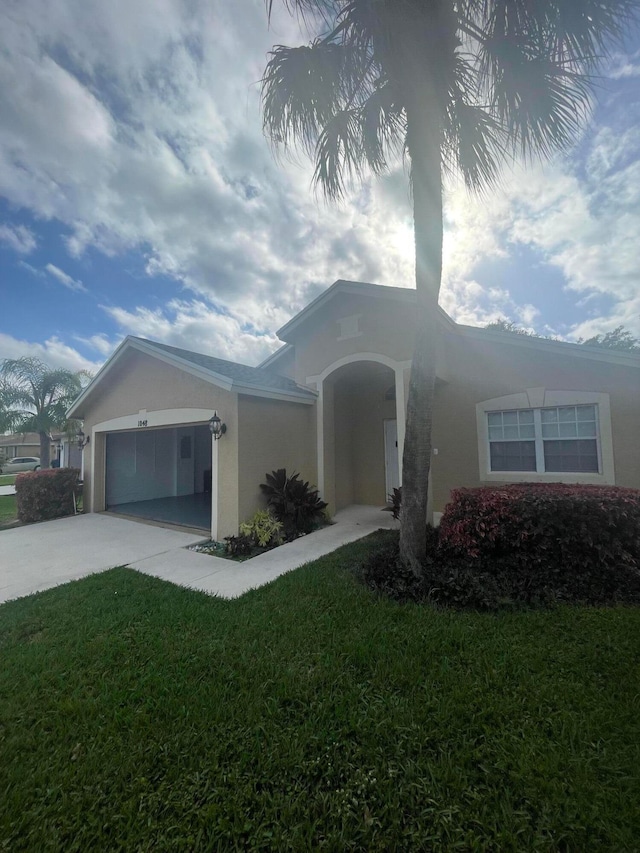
[384,418,400,502]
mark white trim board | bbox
[92,408,217,434]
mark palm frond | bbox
[475,0,638,65]
[496,52,592,158]
[264,0,639,197]
[312,107,365,198]
[0,357,86,436]
[360,82,405,175]
[262,40,372,155]
[444,100,506,190]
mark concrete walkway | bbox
[0,485,16,496]
[0,505,398,605]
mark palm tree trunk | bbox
[398,99,444,575]
[39,430,51,469]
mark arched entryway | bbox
[308,354,410,513]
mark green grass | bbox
[0,493,17,526]
[1,533,639,851]
[0,474,17,486]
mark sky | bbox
[0,0,639,376]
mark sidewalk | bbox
[0,505,397,604]
[130,504,398,598]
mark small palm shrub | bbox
[239,510,284,549]
[260,469,328,540]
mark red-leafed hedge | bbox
[15,468,81,523]
[437,484,640,604]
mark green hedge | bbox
[15,468,81,523]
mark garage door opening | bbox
[105,424,212,530]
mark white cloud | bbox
[0,333,101,373]
[0,223,37,254]
[438,128,640,338]
[0,0,418,331]
[608,50,640,79]
[0,0,638,353]
[45,263,87,293]
[73,332,120,357]
[102,299,282,365]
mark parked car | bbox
[0,457,41,474]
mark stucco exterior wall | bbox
[333,380,396,509]
[74,291,639,536]
[78,349,239,532]
[236,395,316,525]
[430,331,640,513]
[265,346,296,379]
[289,292,432,384]
[334,388,354,509]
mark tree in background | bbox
[262,0,638,574]
[579,326,640,352]
[486,318,640,352]
[0,358,90,469]
[484,319,541,337]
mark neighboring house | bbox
[0,432,81,468]
[67,280,640,537]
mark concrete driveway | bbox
[0,514,203,604]
[0,506,398,605]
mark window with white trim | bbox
[488,404,600,474]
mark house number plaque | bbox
[137,419,148,427]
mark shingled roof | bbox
[67,335,315,419]
[134,338,315,399]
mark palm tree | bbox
[262,0,637,574]
[0,358,89,469]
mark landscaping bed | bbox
[189,538,265,562]
[368,484,640,609]
[189,469,329,561]
[0,533,639,851]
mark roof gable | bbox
[276,279,640,370]
[276,279,455,343]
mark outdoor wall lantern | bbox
[76,429,90,450]
[208,411,227,440]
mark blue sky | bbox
[0,0,639,374]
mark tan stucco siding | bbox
[265,346,296,379]
[334,384,396,509]
[236,395,316,525]
[81,350,235,427]
[430,332,640,513]
[334,390,354,509]
[79,349,239,525]
[291,293,418,383]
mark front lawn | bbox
[1,533,638,851]
[0,474,17,486]
[0,493,17,527]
